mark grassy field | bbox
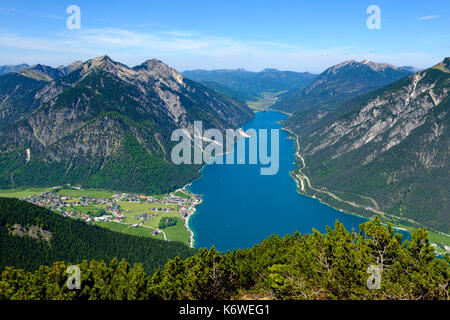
[117,200,189,245]
[67,203,107,216]
[174,190,192,199]
[94,221,166,241]
[56,188,115,198]
[159,217,190,244]
[144,213,189,245]
[0,187,53,198]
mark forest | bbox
[0,197,196,274]
[0,197,448,300]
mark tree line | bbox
[1,206,448,299]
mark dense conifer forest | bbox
[0,197,196,274]
[0,198,448,300]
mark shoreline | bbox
[177,185,203,248]
[180,126,257,248]
[180,109,450,252]
[281,124,450,248]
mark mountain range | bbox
[182,68,317,98]
[274,59,413,113]
[0,56,253,194]
[285,58,450,233]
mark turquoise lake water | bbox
[187,111,407,251]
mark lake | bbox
[187,111,404,251]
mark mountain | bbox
[0,62,87,125]
[0,64,29,76]
[0,197,195,273]
[401,66,422,73]
[57,60,84,75]
[285,58,450,233]
[182,68,317,97]
[274,60,413,113]
[0,61,87,82]
[0,55,253,194]
[0,73,48,125]
[196,80,259,102]
[17,64,67,81]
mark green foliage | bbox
[85,133,200,195]
[0,62,253,196]
[0,198,196,275]
[0,214,448,300]
[158,217,177,229]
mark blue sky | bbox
[0,0,448,72]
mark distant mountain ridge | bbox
[0,55,253,194]
[285,57,450,233]
[182,68,317,97]
[274,59,413,113]
[0,61,84,79]
[0,64,30,76]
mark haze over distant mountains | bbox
[0,55,253,194]
[274,59,413,113]
[0,64,30,76]
[0,61,84,78]
[286,58,450,233]
[182,68,317,99]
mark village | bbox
[21,187,201,243]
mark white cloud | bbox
[0,27,443,73]
[417,15,440,21]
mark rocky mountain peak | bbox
[135,59,184,85]
[77,55,140,84]
[84,55,117,70]
[58,60,83,74]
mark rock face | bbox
[286,58,450,233]
[274,60,412,113]
[0,73,48,125]
[0,56,254,194]
[8,224,52,245]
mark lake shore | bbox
[176,185,202,248]
[281,124,450,252]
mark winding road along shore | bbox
[281,125,450,243]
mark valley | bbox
[0,0,448,303]
[246,91,285,112]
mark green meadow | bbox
[0,188,53,198]
[56,188,115,198]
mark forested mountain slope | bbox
[274,59,412,113]
[0,56,254,194]
[183,68,317,96]
[285,58,450,233]
[0,197,196,274]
